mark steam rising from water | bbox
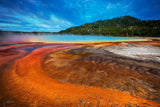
[0,32,37,42]
[0,32,144,43]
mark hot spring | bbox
[0,33,145,43]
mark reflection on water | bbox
[0,43,34,46]
[0,33,144,43]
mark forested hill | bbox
[59,16,160,37]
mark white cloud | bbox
[106,3,120,9]
[0,11,74,31]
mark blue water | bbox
[0,34,144,43]
[31,34,144,42]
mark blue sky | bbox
[0,0,160,32]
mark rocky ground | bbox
[44,43,160,103]
[104,42,160,62]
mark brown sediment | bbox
[43,45,160,103]
[0,41,160,106]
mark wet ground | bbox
[0,40,160,106]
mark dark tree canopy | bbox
[59,16,160,37]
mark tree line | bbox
[59,16,160,37]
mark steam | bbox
[0,32,144,43]
[0,32,50,43]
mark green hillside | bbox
[59,16,160,37]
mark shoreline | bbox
[1,35,160,45]
[16,38,148,44]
